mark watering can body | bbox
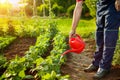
[62,34,85,56]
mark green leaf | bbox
[19,57,26,63]
[18,69,25,78]
[34,57,44,66]
[51,71,56,79]
[42,73,51,79]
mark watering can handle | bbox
[75,34,82,39]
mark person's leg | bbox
[93,14,120,79]
[92,16,105,67]
[92,27,104,67]
[84,15,105,72]
[99,14,119,70]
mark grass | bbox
[0,17,96,37]
[56,18,96,37]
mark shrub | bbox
[85,0,97,17]
[82,3,91,18]
[112,40,120,65]
[52,3,64,16]
[0,27,4,36]
[25,5,33,16]
[67,4,75,17]
[7,20,15,36]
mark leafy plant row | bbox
[0,54,7,77]
[0,36,16,50]
[0,18,48,37]
[112,40,120,65]
[0,22,69,80]
[0,54,7,69]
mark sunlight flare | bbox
[0,0,6,4]
[9,0,20,5]
[0,0,20,5]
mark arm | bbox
[115,0,120,11]
[69,1,83,38]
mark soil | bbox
[4,37,36,60]
[3,38,120,80]
[61,39,120,80]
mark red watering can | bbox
[62,34,85,56]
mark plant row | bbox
[0,22,69,80]
[112,40,120,65]
[0,36,16,50]
[0,18,47,37]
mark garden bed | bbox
[2,38,120,80]
[4,37,36,60]
[61,39,120,80]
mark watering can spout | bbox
[61,50,72,56]
[62,34,85,56]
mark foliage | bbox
[7,20,16,36]
[0,55,7,68]
[85,0,97,17]
[1,22,69,80]
[37,3,49,16]
[82,3,90,18]
[67,4,75,17]
[0,0,97,18]
[52,3,64,16]
[24,0,77,17]
[0,17,96,38]
[0,27,4,36]
[0,54,7,78]
[0,36,16,50]
[33,32,69,80]
[0,17,47,37]
[56,18,96,38]
[112,40,120,65]
[25,4,33,16]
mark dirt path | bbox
[4,37,36,60]
[61,39,120,80]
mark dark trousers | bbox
[92,12,120,70]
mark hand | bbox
[69,30,76,39]
[115,0,120,11]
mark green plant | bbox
[112,40,120,65]
[67,4,75,17]
[1,22,69,80]
[0,55,7,68]
[7,20,15,36]
[1,56,26,80]
[25,5,33,16]
[0,27,4,36]
[0,36,16,50]
[32,33,69,80]
[85,0,97,17]
[52,3,64,16]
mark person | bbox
[69,0,120,79]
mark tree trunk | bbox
[42,0,45,17]
[49,0,51,18]
[6,0,9,16]
[33,0,37,16]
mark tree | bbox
[85,0,97,17]
[42,0,45,17]
[33,0,37,16]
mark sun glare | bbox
[9,0,20,5]
[0,0,6,4]
[0,0,20,5]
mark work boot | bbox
[84,64,98,72]
[93,68,110,80]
